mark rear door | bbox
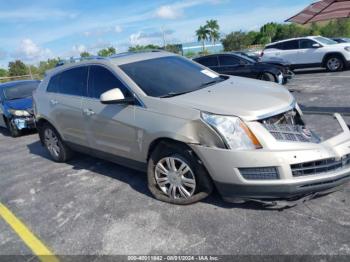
[277,40,300,65]
[82,65,139,159]
[49,66,89,146]
[0,89,6,128]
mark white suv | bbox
[263,36,350,72]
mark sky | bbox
[0,0,315,68]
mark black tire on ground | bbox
[147,142,213,205]
[6,119,21,137]
[39,123,73,162]
[259,72,276,82]
[325,55,344,72]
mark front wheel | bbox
[147,143,213,205]
[7,119,21,137]
[325,56,344,72]
[40,123,73,162]
[259,72,276,82]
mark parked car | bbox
[234,51,294,80]
[193,53,289,84]
[263,36,350,72]
[34,51,350,206]
[332,37,350,44]
[0,80,40,137]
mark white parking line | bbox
[294,75,350,80]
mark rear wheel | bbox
[259,72,276,82]
[325,56,344,72]
[147,142,213,205]
[40,123,73,162]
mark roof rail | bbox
[56,55,106,67]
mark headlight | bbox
[8,109,30,117]
[345,47,350,52]
[201,112,262,150]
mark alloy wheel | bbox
[44,128,60,158]
[155,157,196,200]
[327,58,341,71]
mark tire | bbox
[259,72,276,82]
[147,142,213,205]
[7,119,21,137]
[325,55,344,72]
[40,123,73,162]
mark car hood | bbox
[3,97,33,111]
[168,77,295,121]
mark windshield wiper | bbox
[160,91,194,98]
[199,77,225,88]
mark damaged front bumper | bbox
[11,116,36,130]
[190,113,350,206]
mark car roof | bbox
[266,36,320,47]
[47,51,175,76]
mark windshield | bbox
[120,56,225,98]
[314,37,338,45]
[3,82,39,100]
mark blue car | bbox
[0,80,40,137]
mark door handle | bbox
[50,99,58,105]
[83,108,95,117]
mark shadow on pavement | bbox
[27,139,282,211]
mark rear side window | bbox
[47,74,60,93]
[219,55,240,66]
[281,40,299,50]
[58,67,88,96]
[88,65,130,99]
[195,56,218,67]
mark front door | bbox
[82,65,139,159]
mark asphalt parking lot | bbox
[0,70,350,258]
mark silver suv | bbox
[33,51,350,206]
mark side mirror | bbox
[100,88,134,105]
[312,43,321,48]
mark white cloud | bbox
[155,0,225,20]
[155,5,183,19]
[114,25,123,33]
[0,8,77,21]
[13,38,52,62]
[129,29,175,46]
[83,25,123,37]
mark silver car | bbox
[33,51,350,206]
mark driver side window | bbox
[299,39,317,49]
[219,56,240,66]
[88,66,131,99]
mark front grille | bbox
[239,167,279,180]
[291,154,350,177]
[263,124,320,143]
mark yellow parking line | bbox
[0,203,59,262]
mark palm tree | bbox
[196,25,209,52]
[206,20,220,46]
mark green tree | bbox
[128,44,161,52]
[80,51,91,58]
[206,20,220,46]
[37,58,60,77]
[0,68,7,77]
[221,31,250,51]
[8,60,28,76]
[97,47,116,57]
[260,23,278,43]
[196,25,210,52]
